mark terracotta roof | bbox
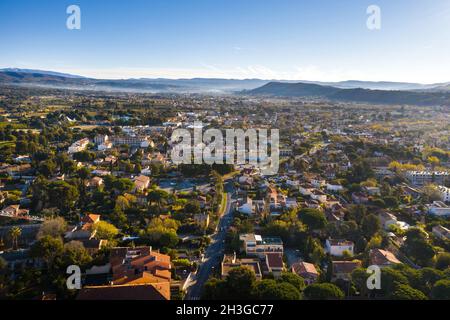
[369,249,401,266]
[265,253,283,269]
[332,261,361,274]
[292,262,319,276]
[77,283,170,300]
[82,213,101,224]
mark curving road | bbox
[185,180,235,300]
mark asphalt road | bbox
[185,180,235,300]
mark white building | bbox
[437,185,450,203]
[237,197,254,215]
[326,184,344,192]
[406,171,450,186]
[432,225,450,240]
[427,201,450,217]
[68,138,90,154]
[325,239,354,257]
[239,234,284,258]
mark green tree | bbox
[37,217,67,239]
[30,236,64,267]
[226,267,256,300]
[435,252,450,270]
[48,181,79,212]
[390,284,428,300]
[431,279,450,300]
[253,279,302,300]
[279,272,306,292]
[9,227,22,250]
[94,221,119,241]
[60,241,92,267]
[304,283,344,300]
[361,214,381,239]
[298,208,327,231]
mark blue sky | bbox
[1,0,449,83]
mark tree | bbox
[185,200,201,215]
[361,214,381,239]
[279,272,305,292]
[144,217,180,248]
[390,284,428,300]
[9,227,22,250]
[404,228,435,266]
[60,241,92,267]
[48,181,79,212]
[380,267,409,295]
[435,252,450,270]
[38,160,57,178]
[226,267,256,300]
[147,189,169,210]
[37,217,67,239]
[94,221,119,240]
[431,279,450,300]
[298,208,327,231]
[30,236,64,267]
[347,205,366,224]
[202,278,228,300]
[73,150,95,162]
[253,279,302,300]
[304,283,344,300]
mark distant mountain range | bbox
[0,69,269,93]
[245,82,450,106]
[1,68,450,106]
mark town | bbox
[0,84,449,300]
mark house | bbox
[221,253,262,280]
[78,246,173,300]
[291,262,319,285]
[437,185,450,203]
[327,184,344,192]
[239,234,283,258]
[406,171,450,186]
[369,248,401,267]
[87,177,104,188]
[432,225,450,240]
[264,253,284,278]
[0,205,30,219]
[134,175,151,192]
[427,201,450,217]
[77,283,170,300]
[237,197,254,215]
[325,239,354,257]
[109,246,171,286]
[141,166,152,176]
[65,213,101,241]
[363,186,381,196]
[351,192,369,204]
[311,190,327,203]
[81,239,108,254]
[91,169,111,176]
[332,260,362,281]
[68,138,89,154]
[378,211,398,230]
[285,197,298,209]
[193,213,210,229]
[299,184,314,196]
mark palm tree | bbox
[9,227,22,250]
